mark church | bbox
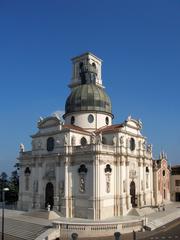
[18,52,168,220]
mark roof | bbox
[63,124,90,134]
[64,84,112,116]
[71,52,102,62]
[95,124,124,133]
[171,165,180,169]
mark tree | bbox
[0,171,8,202]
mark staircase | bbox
[23,210,61,220]
[0,218,51,240]
[128,207,156,217]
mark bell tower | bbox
[69,52,103,88]
[64,52,113,131]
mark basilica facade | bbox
[18,52,156,220]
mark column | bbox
[115,157,120,216]
[143,160,146,205]
[37,160,43,209]
[126,158,130,210]
[54,158,60,211]
[64,157,69,217]
[120,157,124,215]
[93,155,100,220]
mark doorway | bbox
[45,182,54,209]
[130,181,136,207]
[176,192,180,201]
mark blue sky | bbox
[0,0,180,174]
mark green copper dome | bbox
[65,84,112,116]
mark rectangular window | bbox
[175,180,180,186]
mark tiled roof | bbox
[63,124,90,133]
[171,165,180,169]
[95,124,124,133]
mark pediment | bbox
[38,116,61,129]
[124,116,142,130]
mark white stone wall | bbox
[65,112,112,130]
[170,174,180,201]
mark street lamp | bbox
[1,187,9,240]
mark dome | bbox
[64,84,112,116]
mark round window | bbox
[105,117,109,125]
[88,114,94,123]
[80,137,87,146]
[71,116,75,125]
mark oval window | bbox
[105,117,109,125]
[88,114,94,123]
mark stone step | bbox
[0,218,50,240]
[23,210,60,220]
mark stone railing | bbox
[52,219,144,238]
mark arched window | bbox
[92,62,96,68]
[24,167,31,175]
[78,164,88,193]
[71,116,75,125]
[47,137,54,152]
[105,117,109,125]
[102,137,107,144]
[130,138,135,151]
[79,62,83,70]
[80,137,87,146]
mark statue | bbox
[97,132,102,144]
[91,133,96,144]
[56,139,61,145]
[71,136,76,146]
[47,204,51,212]
[138,119,143,128]
[112,135,117,146]
[147,144,152,153]
[142,140,146,150]
[38,116,43,123]
[79,176,85,193]
[120,136,124,146]
[19,143,25,152]
[64,133,68,146]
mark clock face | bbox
[47,137,54,152]
[88,114,94,123]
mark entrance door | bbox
[130,181,136,207]
[45,182,54,209]
[176,192,180,201]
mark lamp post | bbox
[1,187,9,240]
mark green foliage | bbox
[0,163,19,203]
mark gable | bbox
[38,116,61,129]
